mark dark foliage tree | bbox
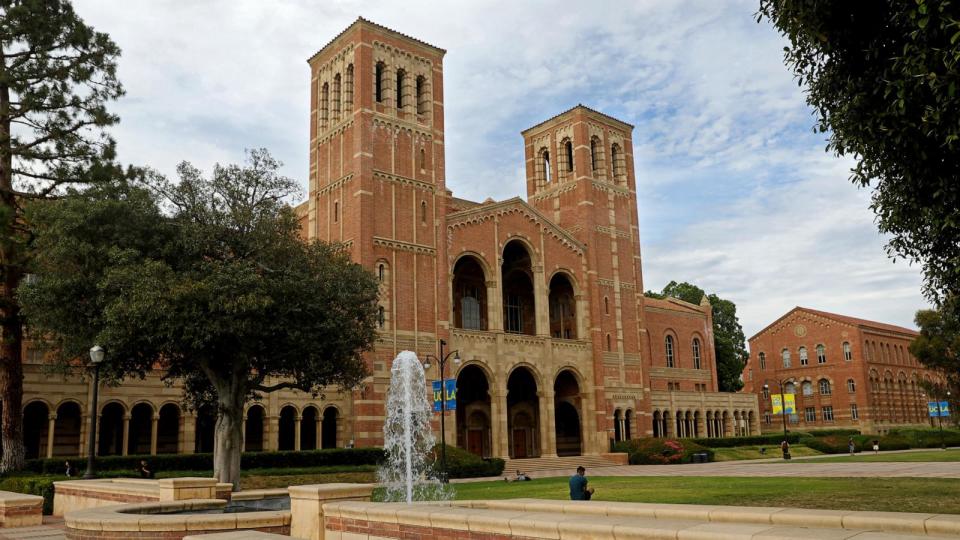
[910,296,960,425]
[19,150,380,488]
[758,1,960,304]
[0,0,124,471]
[649,281,747,392]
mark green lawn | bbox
[796,449,960,463]
[452,476,960,514]
[712,445,821,461]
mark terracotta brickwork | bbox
[743,307,942,434]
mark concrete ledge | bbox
[288,482,374,540]
[183,533,290,540]
[0,489,43,528]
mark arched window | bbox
[419,148,425,171]
[847,379,856,393]
[802,381,813,396]
[818,379,831,395]
[378,264,385,281]
[375,62,385,103]
[816,344,826,364]
[692,338,702,369]
[843,342,852,361]
[611,143,625,184]
[665,335,675,367]
[333,201,339,223]
[396,68,405,109]
[344,64,354,110]
[320,82,329,129]
[799,346,808,366]
[416,75,427,116]
[590,137,599,171]
[536,147,551,188]
[784,382,796,395]
[420,201,427,224]
[461,297,481,330]
[781,348,791,368]
[758,352,766,370]
[564,139,574,173]
[332,73,341,122]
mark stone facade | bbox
[17,17,758,461]
[742,307,942,434]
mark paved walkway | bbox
[0,517,64,540]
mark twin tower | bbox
[298,18,649,452]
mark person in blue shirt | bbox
[569,466,593,500]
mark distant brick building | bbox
[742,307,942,435]
[16,18,757,462]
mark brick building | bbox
[16,18,756,461]
[742,307,942,435]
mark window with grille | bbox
[817,344,826,364]
[843,342,852,361]
[822,406,835,421]
[461,296,482,330]
[799,346,808,366]
[850,404,859,420]
[804,407,816,422]
[759,352,766,370]
[819,379,831,395]
[692,338,702,369]
[847,379,856,393]
[782,348,791,368]
[665,335,675,367]
[505,294,523,333]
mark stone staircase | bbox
[501,454,623,476]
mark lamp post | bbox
[763,378,793,458]
[937,390,951,450]
[83,345,105,479]
[423,339,460,483]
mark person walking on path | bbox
[848,438,856,456]
[780,440,791,460]
[569,466,594,500]
[872,440,880,455]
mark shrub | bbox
[691,433,803,448]
[431,444,504,479]
[803,428,861,437]
[0,475,55,514]
[613,438,714,465]
[25,447,386,475]
[886,428,960,448]
[799,435,858,454]
[877,434,911,451]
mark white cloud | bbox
[72,0,929,337]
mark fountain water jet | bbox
[377,351,450,503]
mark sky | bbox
[72,0,929,340]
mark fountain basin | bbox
[63,499,290,540]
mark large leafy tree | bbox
[910,296,959,425]
[649,281,748,392]
[758,1,960,304]
[20,150,380,488]
[0,0,123,471]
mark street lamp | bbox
[937,390,951,450]
[83,346,105,479]
[763,378,794,459]
[423,339,460,483]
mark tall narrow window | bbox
[816,344,826,364]
[564,139,573,172]
[558,138,572,176]
[665,335,675,367]
[332,73,341,122]
[847,379,856,393]
[843,341,852,361]
[396,69,405,109]
[375,62,385,103]
[758,352,766,370]
[822,406,834,421]
[543,150,551,183]
[377,307,385,329]
[590,137,599,171]
[799,346,808,366]
[320,82,329,129]
[781,348,791,368]
[420,201,427,224]
[419,148,425,171]
[344,64,354,111]
[606,334,612,352]
[802,381,813,396]
[604,296,609,315]
[818,379,831,395]
[611,143,624,184]
[416,75,427,116]
[333,201,339,223]
[505,294,523,333]
[692,338,702,369]
[850,404,859,420]
[378,264,385,281]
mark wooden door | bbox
[512,429,527,458]
[467,430,483,457]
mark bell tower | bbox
[305,18,448,446]
[521,106,650,436]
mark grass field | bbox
[793,449,960,463]
[711,445,821,461]
[452,476,960,514]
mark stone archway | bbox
[22,401,49,460]
[156,403,180,454]
[127,403,153,455]
[278,405,297,451]
[98,402,125,456]
[507,367,540,459]
[244,405,264,452]
[301,406,319,450]
[554,370,582,456]
[502,241,536,335]
[194,405,216,453]
[322,407,338,449]
[54,402,82,457]
[456,364,491,457]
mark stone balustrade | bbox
[53,477,231,516]
[288,483,375,540]
[0,490,44,528]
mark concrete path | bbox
[0,516,64,540]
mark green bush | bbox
[0,475,55,514]
[877,434,912,451]
[886,428,960,448]
[803,428,861,437]
[799,435,862,454]
[613,438,714,465]
[431,444,504,479]
[691,433,803,448]
[25,447,386,475]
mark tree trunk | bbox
[0,45,25,473]
[212,375,245,491]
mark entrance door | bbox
[512,429,527,458]
[467,430,483,457]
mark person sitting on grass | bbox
[569,466,594,500]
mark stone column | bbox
[486,281,502,332]
[295,415,302,451]
[533,265,549,336]
[401,69,414,117]
[150,413,159,455]
[181,412,195,454]
[46,413,56,459]
[724,412,733,437]
[266,415,279,451]
[492,390,509,459]
[121,414,131,456]
[541,391,557,457]
[316,418,323,449]
[242,414,248,452]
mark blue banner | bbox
[929,401,951,417]
[939,401,951,417]
[432,379,457,412]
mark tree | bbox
[910,296,960,425]
[758,1,960,304]
[0,0,124,471]
[19,150,380,488]
[649,281,747,392]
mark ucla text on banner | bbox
[432,380,457,413]
[929,401,940,417]
[929,401,951,417]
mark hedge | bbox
[432,444,505,479]
[0,475,55,514]
[25,447,386,475]
[613,438,715,465]
[690,433,804,448]
[885,428,960,449]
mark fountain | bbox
[377,350,451,503]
